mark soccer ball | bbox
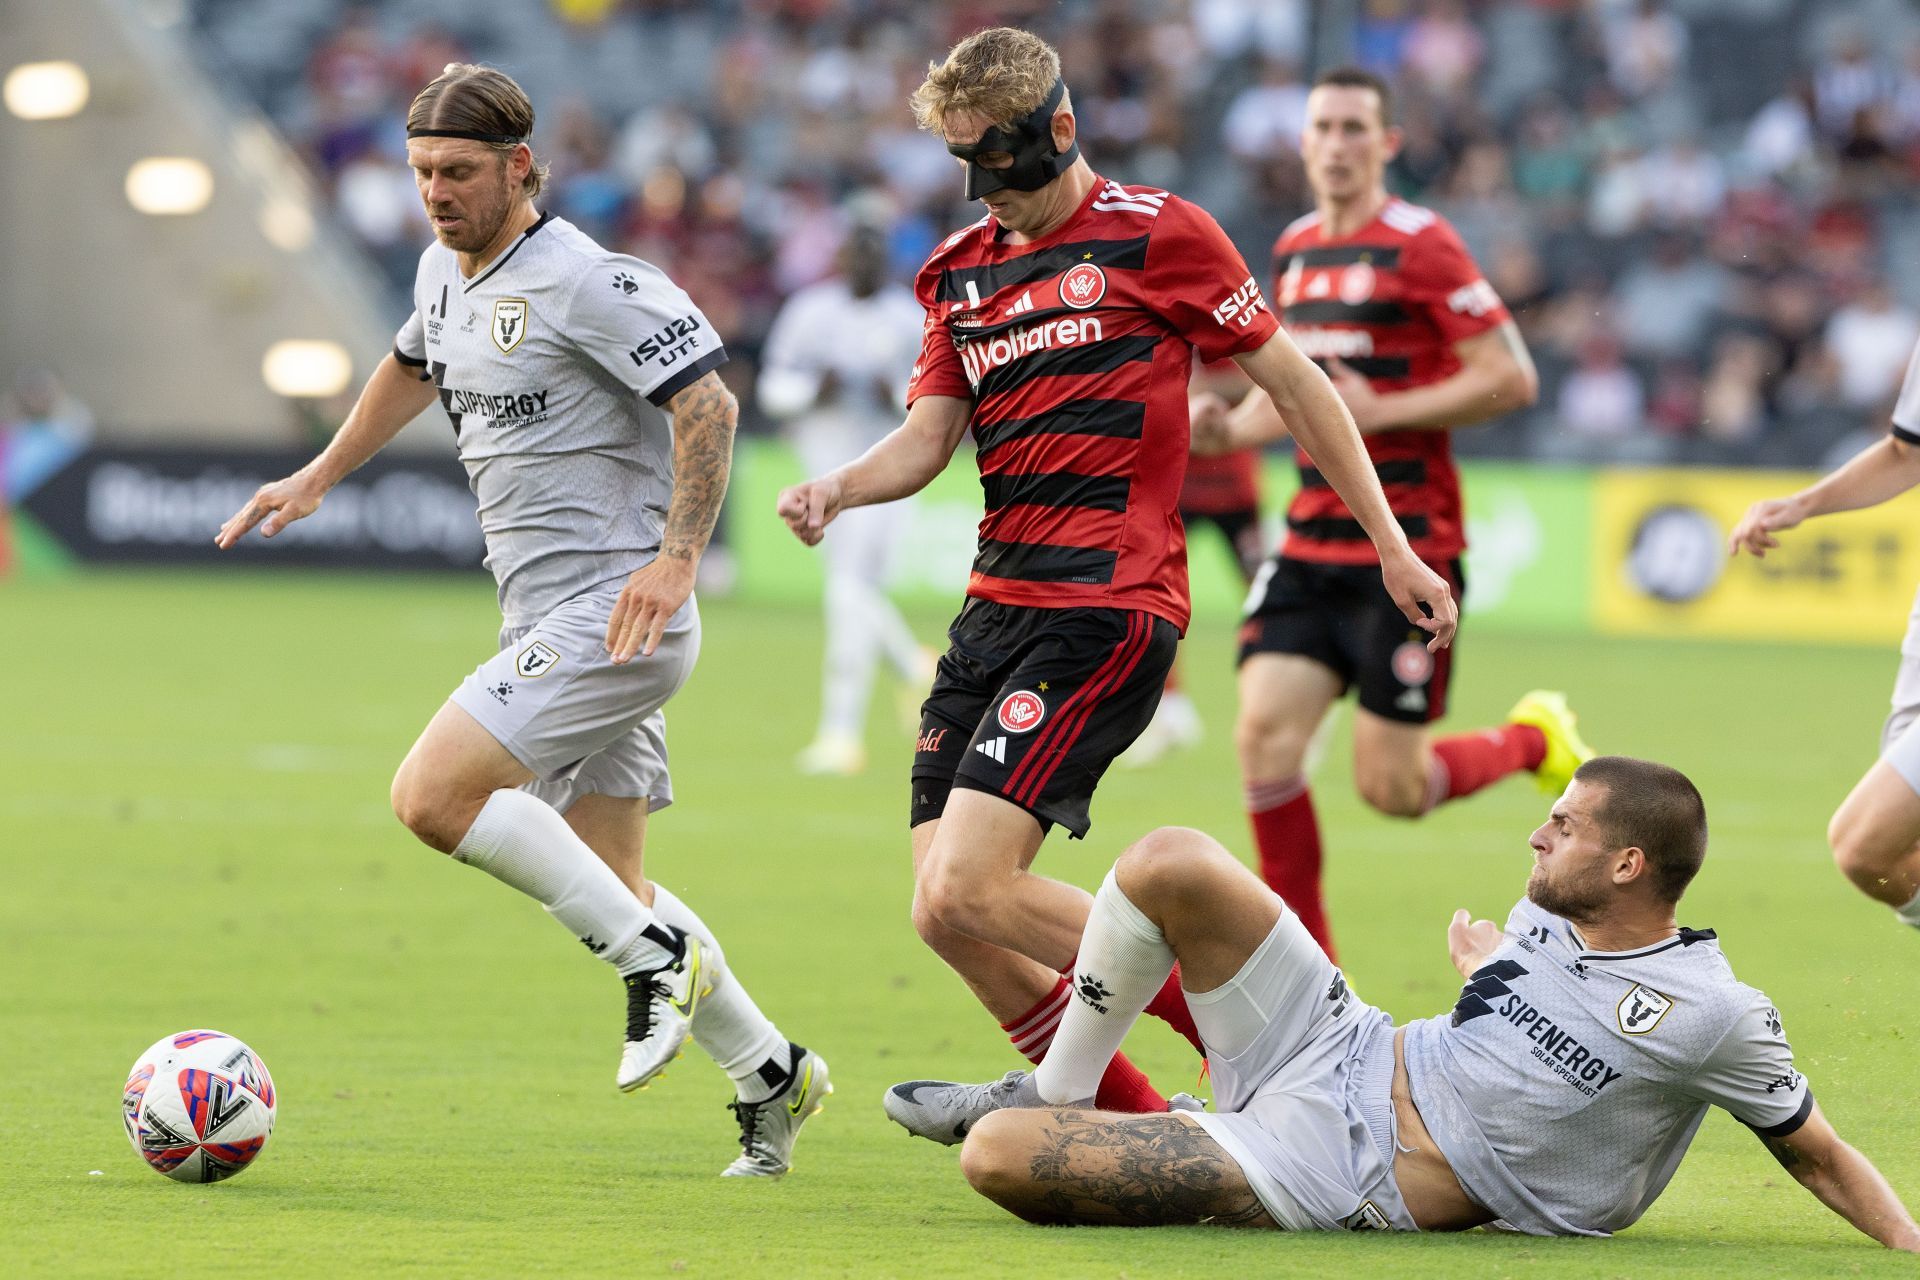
[122,1030,276,1183]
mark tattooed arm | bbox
[1759,1104,1920,1252]
[963,1111,1274,1229]
[606,369,737,663]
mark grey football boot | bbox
[882,1069,1089,1144]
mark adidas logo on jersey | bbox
[1006,290,1034,316]
[975,737,1007,763]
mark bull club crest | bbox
[1616,983,1674,1036]
[515,640,561,679]
[1058,263,1106,310]
[492,297,530,353]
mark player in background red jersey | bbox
[778,31,1454,1126]
[1125,359,1266,768]
[1195,67,1587,962]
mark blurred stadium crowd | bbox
[160,0,1920,467]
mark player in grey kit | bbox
[216,64,826,1177]
[894,757,1919,1248]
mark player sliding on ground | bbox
[889,757,1920,1247]
[1732,335,1920,935]
[215,64,825,1177]
[779,26,1455,1123]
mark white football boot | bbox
[721,1045,833,1178]
[616,932,711,1093]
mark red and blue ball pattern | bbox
[123,1031,276,1184]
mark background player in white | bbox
[898,758,1919,1249]
[1732,337,1920,933]
[214,64,826,1177]
[759,224,931,776]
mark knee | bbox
[1232,707,1312,779]
[1828,809,1892,888]
[910,888,959,954]
[1114,826,1226,909]
[959,1112,1030,1205]
[389,767,465,854]
[917,859,999,941]
[1355,763,1427,819]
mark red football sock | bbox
[1247,775,1335,961]
[1145,964,1204,1057]
[1001,976,1168,1113]
[1425,724,1548,811]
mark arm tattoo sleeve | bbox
[662,371,738,563]
[1023,1113,1274,1228]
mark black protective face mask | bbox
[945,78,1080,202]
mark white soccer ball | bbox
[122,1030,276,1183]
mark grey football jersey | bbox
[394,214,726,627]
[1403,898,1810,1237]
[1895,336,1920,437]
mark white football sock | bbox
[453,789,677,974]
[648,885,790,1100]
[1896,884,1920,930]
[1035,868,1173,1105]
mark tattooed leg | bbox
[961,1109,1275,1228]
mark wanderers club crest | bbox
[491,298,529,353]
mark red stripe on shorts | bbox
[1007,611,1150,808]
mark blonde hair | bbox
[407,63,550,197]
[909,27,1068,139]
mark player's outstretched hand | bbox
[1447,908,1504,979]
[215,473,325,549]
[606,553,696,663]
[1187,391,1232,455]
[1381,550,1457,652]
[776,475,844,546]
[1728,496,1804,558]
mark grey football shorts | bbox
[1186,906,1416,1232]
[1882,586,1920,797]
[451,586,700,813]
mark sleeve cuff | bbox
[645,347,729,407]
[393,346,433,381]
[1746,1089,1814,1138]
[1892,423,1920,447]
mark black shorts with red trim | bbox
[911,599,1177,838]
[1236,555,1462,725]
[1180,505,1264,583]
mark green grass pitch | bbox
[7,569,1918,1277]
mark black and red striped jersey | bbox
[1272,198,1509,565]
[1179,448,1260,516]
[907,177,1279,631]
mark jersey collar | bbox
[462,210,554,292]
[987,174,1104,251]
[1568,924,1716,962]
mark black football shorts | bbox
[911,599,1177,838]
[1237,555,1461,725]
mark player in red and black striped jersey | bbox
[1124,360,1267,768]
[777,30,1455,1123]
[1200,67,1588,962]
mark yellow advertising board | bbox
[1593,468,1920,645]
